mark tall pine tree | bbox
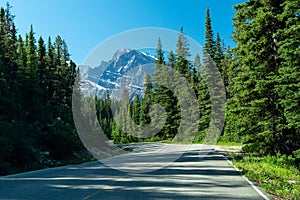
[226,0,299,155]
[204,7,215,59]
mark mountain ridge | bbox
[80,49,156,99]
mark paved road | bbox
[0,143,271,200]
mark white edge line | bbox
[222,155,272,200]
[2,161,99,178]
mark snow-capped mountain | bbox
[80,49,156,99]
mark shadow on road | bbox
[0,148,266,200]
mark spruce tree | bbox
[0,4,84,174]
[132,94,141,125]
[227,0,299,155]
[37,37,47,88]
[214,33,225,75]
[168,50,176,68]
[175,27,191,78]
[152,38,180,140]
[176,27,191,58]
[25,25,37,73]
[190,57,199,93]
[140,74,152,127]
[16,35,26,70]
[275,0,300,153]
[204,7,215,59]
[21,25,44,123]
[194,54,211,142]
[155,37,164,65]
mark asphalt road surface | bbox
[0,143,272,200]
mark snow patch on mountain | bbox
[79,49,156,99]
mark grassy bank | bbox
[231,153,300,199]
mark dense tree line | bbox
[225,0,300,156]
[103,8,228,144]
[98,1,300,158]
[1,0,299,175]
[0,4,85,175]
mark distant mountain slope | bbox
[80,49,155,99]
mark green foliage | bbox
[204,7,215,59]
[95,94,114,139]
[232,154,300,199]
[215,140,242,146]
[155,37,165,65]
[275,0,300,135]
[153,37,180,140]
[0,4,85,175]
[175,27,191,78]
[74,1,300,173]
[139,74,152,127]
[104,20,227,145]
[194,63,211,143]
[192,8,228,144]
[226,0,300,155]
[293,149,300,164]
[94,1,300,165]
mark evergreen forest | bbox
[0,0,299,179]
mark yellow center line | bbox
[82,173,130,200]
[82,163,148,200]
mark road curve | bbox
[0,143,272,200]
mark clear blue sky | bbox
[1,0,245,64]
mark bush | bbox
[293,149,300,166]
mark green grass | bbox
[216,141,243,146]
[232,154,300,199]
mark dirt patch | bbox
[213,145,243,153]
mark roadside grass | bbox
[231,153,300,200]
[216,141,243,146]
